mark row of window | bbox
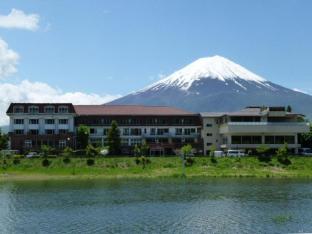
[13,105,69,114]
[89,128,197,136]
[231,135,295,145]
[14,129,69,135]
[24,140,67,149]
[76,118,196,126]
[14,119,69,125]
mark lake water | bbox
[1,178,312,233]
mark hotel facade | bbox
[6,103,309,155]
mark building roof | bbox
[6,103,76,114]
[200,112,226,117]
[73,105,197,116]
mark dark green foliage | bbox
[210,156,217,164]
[135,156,151,168]
[107,120,121,155]
[86,158,95,166]
[277,143,291,166]
[41,145,53,158]
[257,145,272,163]
[42,159,50,167]
[300,123,312,148]
[185,157,194,167]
[86,144,100,157]
[286,105,292,113]
[0,128,8,150]
[63,157,71,164]
[77,125,90,149]
[13,158,20,165]
[62,147,73,157]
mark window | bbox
[14,129,24,135]
[90,128,97,135]
[58,106,68,113]
[156,128,168,136]
[130,128,142,136]
[206,133,212,137]
[121,138,129,146]
[29,119,39,124]
[45,119,55,124]
[206,142,212,146]
[285,136,295,144]
[59,129,68,134]
[13,105,24,113]
[275,136,285,144]
[28,106,39,114]
[175,128,183,135]
[265,136,275,144]
[44,106,55,113]
[14,119,24,124]
[58,119,68,124]
[150,128,156,135]
[184,128,195,135]
[59,140,66,149]
[123,128,129,136]
[206,123,212,127]
[232,136,241,144]
[103,128,109,136]
[29,129,39,135]
[130,138,142,146]
[45,129,55,135]
[24,140,32,148]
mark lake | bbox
[0,178,312,233]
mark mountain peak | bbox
[146,55,268,91]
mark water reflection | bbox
[0,178,312,233]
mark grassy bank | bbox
[1,156,312,181]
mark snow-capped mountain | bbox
[111,55,312,117]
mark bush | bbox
[134,156,151,168]
[86,158,95,166]
[185,157,194,167]
[257,145,272,163]
[210,156,217,164]
[13,158,20,165]
[277,143,291,166]
[63,157,71,164]
[42,159,50,167]
[135,157,141,165]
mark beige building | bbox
[201,106,310,155]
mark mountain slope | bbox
[111,55,312,117]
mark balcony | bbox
[221,143,301,149]
[220,122,309,134]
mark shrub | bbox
[277,143,291,166]
[86,144,100,157]
[63,157,71,164]
[257,145,272,163]
[13,158,20,165]
[185,157,194,167]
[135,157,141,165]
[42,158,50,167]
[86,158,95,166]
[210,156,217,164]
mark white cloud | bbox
[0,8,39,31]
[0,38,19,79]
[0,80,121,125]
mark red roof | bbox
[74,105,196,116]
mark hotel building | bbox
[201,106,309,155]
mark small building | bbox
[201,106,310,155]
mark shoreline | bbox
[1,156,312,182]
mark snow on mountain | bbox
[110,55,312,118]
[141,55,274,92]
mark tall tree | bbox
[286,105,292,113]
[77,125,90,149]
[107,120,121,155]
[0,129,8,150]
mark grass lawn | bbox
[1,156,312,181]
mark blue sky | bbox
[0,0,311,123]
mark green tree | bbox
[300,122,312,148]
[209,144,217,157]
[256,145,270,156]
[181,144,192,157]
[286,105,292,113]
[140,141,149,156]
[86,144,100,157]
[77,125,90,149]
[41,145,53,157]
[0,129,8,150]
[107,120,121,155]
[133,144,141,157]
[277,143,291,165]
[62,147,73,157]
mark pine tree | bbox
[77,125,90,149]
[107,120,121,155]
